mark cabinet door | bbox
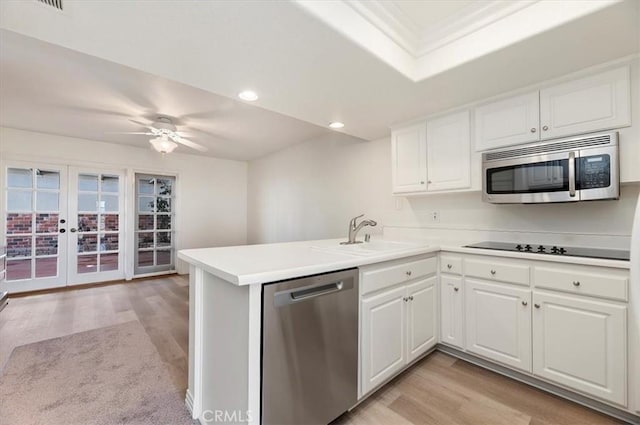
[391,123,427,194]
[407,276,437,362]
[539,67,630,140]
[532,291,627,405]
[426,110,471,192]
[440,275,464,349]
[361,285,407,395]
[465,279,532,372]
[474,91,540,151]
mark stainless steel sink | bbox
[311,240,425,257]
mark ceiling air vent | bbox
[36,0,63,11]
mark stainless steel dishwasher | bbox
[262,268,358,425]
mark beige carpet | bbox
[0,321,197,425]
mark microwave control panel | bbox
[578,154,610,189]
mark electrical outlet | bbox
[431,211,440,222]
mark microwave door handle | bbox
[568,151,576,197]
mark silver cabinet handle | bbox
[427,180,432,184]
[490,269,496,275]
[454,287,459,292]
[406,271,412,276]
[70,228,77,233]
[420,181,425,185]
[534,303,541,309]
[403,297,409,302]
[542,125,549,131]
[530,128,537,133]
[573,281,580,286]
[522,301,528,306]
[409,296,414,301]
[447,264,452,269]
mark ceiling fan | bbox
[117,116,208,154]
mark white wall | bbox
[0,127,247,274]
[248,132,640,249]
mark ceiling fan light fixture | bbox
[149,136,178,154]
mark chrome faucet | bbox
[341,214,377,245]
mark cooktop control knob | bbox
[515,244,523,251]
[537,245,546,253]
[550,246,559,254]
[524,244,532,252]
[558,247,567,254]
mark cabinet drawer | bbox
[440,255,462,275]
[465,258,530,286]
[361,256,436,296]
[534,266,628,301]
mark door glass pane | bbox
[8,168,32,188]
[77,255,98,273]
[7,236,32,258]
[137,251,154,267]
[36,170,60,189]
[138,233,154,249]
[78,193,98,211]
[7,190,32,211]
[101,195,118,212]
[157,250,172,265]
[156,197,171,213]
[78,214,98,232]
[157,232,171,248]
[101,175,119,193]
[138,197,154,212]
[487,160,568,194]
[36,191,59,211]
[156,179,172,196]
[7,259,31,280]
[100,233,118,251]
[78,174,98,191]
[139,179,154,194]
[138,215,154,230]
[77,234,98,253]
[100,253,118,272]
[36,235,58,256]
[35,257,57,278]
[157,215,171,230]
[7,213,32,234]
[36,213,58,233]
[102,214,119,231]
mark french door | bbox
[1,162,125,292]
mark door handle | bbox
[568,151,576,197]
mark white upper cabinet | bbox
[474,92,540,151]
[539,67,631,140]
[391,123,427,193]
[474,66,631,152]
[426,110,471,191]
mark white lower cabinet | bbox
[361,276,437,395]
[440,275,464,349]
[465,278,532,372]
[532,291,627,406]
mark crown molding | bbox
[294,0,621,82]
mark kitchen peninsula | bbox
[179,237,638,425]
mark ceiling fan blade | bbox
[106,132,154,135]
[129,119,154,129]
[175,137,208,152]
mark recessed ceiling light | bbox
[238,90,258,101]
[329,121,345,129]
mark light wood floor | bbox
[0,276,623,424]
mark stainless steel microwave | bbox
[482,131,619,204]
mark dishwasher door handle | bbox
[274,281,346,307]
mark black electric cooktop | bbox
[465,241,630,261]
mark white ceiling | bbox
[0,30,332,160]
[0,0,638,156]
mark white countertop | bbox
[178,238,630,286]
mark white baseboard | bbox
[185,389,194,417]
